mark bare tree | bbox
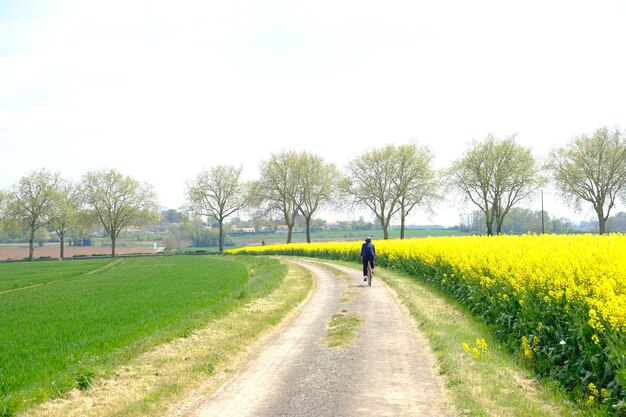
[448,134,540,235]
[548,126,626,235]
[394,143,441,238]
[82,169,159,257]
[256,151,302,243]
[7,168,62,260]
[344,145,401,239]
[48,180,81,258]
[491,138,542,234]
[186,165,249,253]
[295,152,339,243]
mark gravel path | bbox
[176,260,453,417]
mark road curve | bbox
[174,260,453,417]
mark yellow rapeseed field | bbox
[229,234,626,410]
[230,234,626,334]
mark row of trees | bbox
[1,126,625,259]
[184,126,626,246]
[460,207,576,235]
[184,144,440,251]
[461,208,626,235]
[450,126,626,235]
[0,169,158,260]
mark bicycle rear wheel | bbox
[367,262,372,287]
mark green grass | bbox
[323,311,362,348]
[229,228,465,248]
[0,255,285,416]
[0,259,113,292]
[180,247,222,253]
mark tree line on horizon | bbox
[1,126,625,260]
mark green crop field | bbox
[0,258,113,292]
[0,255,286,416]
[228,228,466,248]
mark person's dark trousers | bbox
[362,257,374,276]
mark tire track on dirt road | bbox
[173,260,453,417]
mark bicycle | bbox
[366,260,373,287]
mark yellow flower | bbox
[471,347,481,360]
[591,334,600,344]
[521,336,533,359]
[475,338,488,351]
[462,339,488,360]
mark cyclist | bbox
[360,237,376,281]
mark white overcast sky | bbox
[1,0,625,226]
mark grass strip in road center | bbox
[323,311,362,349]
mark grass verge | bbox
[323,260,601,417]
[20,258,314,417]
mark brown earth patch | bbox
[0,246,155,261]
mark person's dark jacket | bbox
[360,242,376,259]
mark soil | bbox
[0,245,154,261]
[172,260,454,417]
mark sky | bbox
[1,0,625,226]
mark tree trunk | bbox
[305,216,312,243]
[400,213,406,239]
[284,212,294,243]
[496,220,503,235]
[376,214,389,240]
[598,212,606,235]
[59,233,65,259]
[218,221,224,253]
[111,235,117,258]
[382,218,390,240]
[29,235,35,261]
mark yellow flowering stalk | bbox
[521,336,534,359]
[462,338,489,360]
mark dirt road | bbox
[172,260,454,417]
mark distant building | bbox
[232,227,256,233]
[323,222,341,231]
